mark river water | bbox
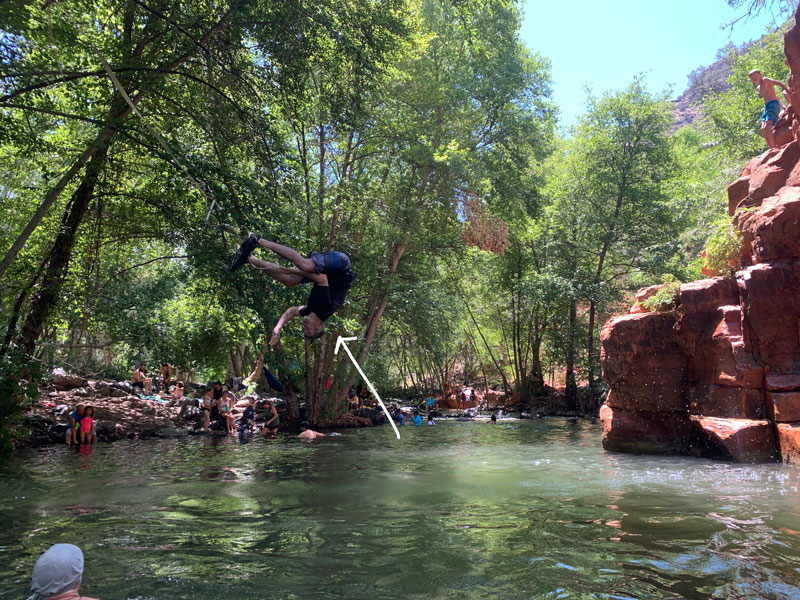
[1,419,799,599]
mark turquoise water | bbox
[1,419,799,599]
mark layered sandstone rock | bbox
[600,6,800,462]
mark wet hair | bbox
[413,410,419,416]
[83,405,93,417]
[301,421,310,429]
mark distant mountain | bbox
[671,43,743,131]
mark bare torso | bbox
[758,79,781,103]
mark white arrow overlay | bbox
[335,336,401,439]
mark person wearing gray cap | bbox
[27,543,98,600]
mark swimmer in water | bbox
[299,421,326,440]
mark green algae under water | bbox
[1,419,800,599]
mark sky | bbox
[520,0,787,128]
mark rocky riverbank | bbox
[19,368,393,448]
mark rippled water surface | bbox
[1,419,800,599]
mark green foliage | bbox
[0,348,42,453]
[641,275,682,312]
[703,24,791,158]
[703,220,744,276]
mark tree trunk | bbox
[17,143,110,356]
[564,299,578,411]
[586,297,598,411]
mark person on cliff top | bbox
[299,421,326,440]
[27,543,98,600]
[228,233,356,343]
[749,69,790,149]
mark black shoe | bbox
[229,232,260,272]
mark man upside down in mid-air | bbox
[229,233,356,344]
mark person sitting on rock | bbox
[131,363,152,394]
[220,390,236,434]
[228,233,356,343]
[79,405,96,444]
[200,386,214,429]
[749,69,790,148]
[158,362,173,387]
[65,404,84,446]
[238,397,256,433]
[263,402,280,435]
[171,381,184,401]
[299,421,326,440]
[27,543,98,600]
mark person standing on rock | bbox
[749,69,790,149]
[228,233,356,343]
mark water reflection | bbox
[0,420,799,599]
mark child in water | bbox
[412,411,422,426]
[79,406,94,444]
[427,414,436,426]
[238,397,256,433]
[65,404,84,445]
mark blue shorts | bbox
[309,251,351,274]
[761,99,781,124]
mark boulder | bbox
[737,261,800,372]
[50,368,85,390]
[776,423,800,463]
[676,306,763,389]
[766,391,800,422]
[111,388,127,398]
[690,416,777,462]
[97,386,111,397]
[601,313,687,412]
[737,186,800,263]
[599,404,690,455]
[629,284,665,314]
[54,404,71,417]
[689,385,765,420]
[678,277,739,313]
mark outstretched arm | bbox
[765,77,789,91]
[270,305,301,345]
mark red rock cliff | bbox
[599,8,800,463]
